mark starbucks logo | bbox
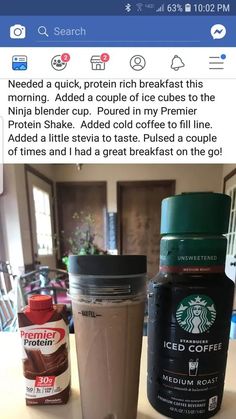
[176,295,216,334]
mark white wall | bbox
[53,164,223,212]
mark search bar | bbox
[38,26,87,37]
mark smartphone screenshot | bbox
[0,1,236,418]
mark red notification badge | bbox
[61,53,71,63]
[100,53,110,63]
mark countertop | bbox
[0,333,236,419]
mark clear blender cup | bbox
[69,255,147,419]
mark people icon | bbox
[130,55,146,71]
[51,55,67,71]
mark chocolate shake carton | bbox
[18,295,70,405]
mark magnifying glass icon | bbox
[38,26,49,37]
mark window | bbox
[227,186,236,257]
[33,186,53,255]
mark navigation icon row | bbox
[11,52,227,72]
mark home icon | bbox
[90,55,105,70]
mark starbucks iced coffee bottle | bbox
[69,255,147,419]
[147,192,234,419]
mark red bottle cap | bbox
[29,295,53,311]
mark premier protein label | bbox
[18,316,70,405]
[20,326,66,346]
[20,320,67,353]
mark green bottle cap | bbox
[161,192,231,235]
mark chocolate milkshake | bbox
[69,255,147,419]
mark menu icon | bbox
[209,53,226,70]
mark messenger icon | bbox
[211,24,226,39]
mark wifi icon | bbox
[136,3,143,12]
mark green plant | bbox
[61,211,106,268]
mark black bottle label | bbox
[147,282,234,418]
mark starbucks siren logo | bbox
[176,295,216,334]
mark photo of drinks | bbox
[0,163,235,418]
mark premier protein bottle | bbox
[18,295,70,405]
[147,192,234,419]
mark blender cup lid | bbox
[68,255,147,276]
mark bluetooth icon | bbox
[125,3,132,12]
